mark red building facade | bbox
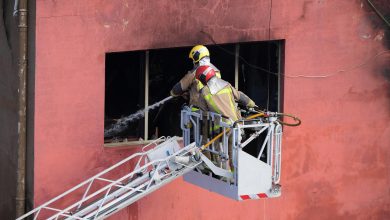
[32,0,389,219]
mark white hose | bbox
[104,96,174,137]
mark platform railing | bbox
[180,107,282,185]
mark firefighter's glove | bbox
[246,100,256,108]
[185,122,193,129]
[170,90,180,97]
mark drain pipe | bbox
[15,0,28,217]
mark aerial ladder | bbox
[17,106,300,220]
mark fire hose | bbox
[201,110,301,151]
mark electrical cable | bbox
[200,110,300,151]
[201,30,279,76]
[200,30,390,79]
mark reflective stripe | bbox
[240,193,268,200]
[217,87,231,95]
[196,79,204,91]
[217,88,236,120]
[201,66,213,76]
[204,87,232,113]
[226,89,236,119]
[210,124,221,132]
[204,93,219,114]
[204,87,237,123]
[210,117,231,131]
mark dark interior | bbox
[104,41,283,150]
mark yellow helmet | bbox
[189,45,210,63]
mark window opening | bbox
[148,47,191,139]
[238,40,284,161]
[104,40,284,148]
[207,44,236,85]
[104,51,145,143]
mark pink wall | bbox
[35,0,390,219]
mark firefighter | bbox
[170,45,221,110]
[195,65,256,121]
[195,65,257,171]
[170,45,222,163]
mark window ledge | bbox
[104,137,183,148]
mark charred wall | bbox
[365,0,390,79]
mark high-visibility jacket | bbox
[170,64,221,111]
[200,78,255,122]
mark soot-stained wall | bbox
[35,1,390,219]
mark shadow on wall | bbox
[0,0,19,219]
